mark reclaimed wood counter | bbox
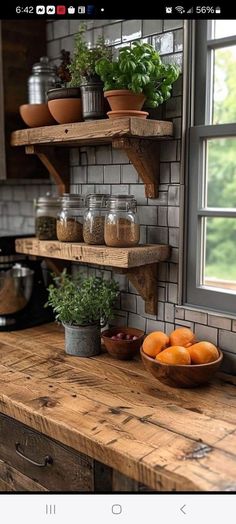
[0,323,236,492]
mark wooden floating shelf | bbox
[11,118,173,198]
[15,238,171,315]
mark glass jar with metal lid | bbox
[35,196,60,240]
[104,195,140,247]
[57,194,85,243]
[83,194,108,245]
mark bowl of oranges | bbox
[140,327,223,388]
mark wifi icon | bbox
[175,5,185,13]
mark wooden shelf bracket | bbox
[119,263,158,315]
[25,145,70,195]
[112,138,160,198]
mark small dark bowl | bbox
[47,87,81,101]
[102,327,144,360]
[140,347,223,388]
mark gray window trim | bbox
[186,22,236,316]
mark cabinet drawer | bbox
[0,413,94,491]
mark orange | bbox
[143,331,169,358]
[188,341,219,364]
[156,346,191,365]
[169,327,195,348]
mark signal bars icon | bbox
[187,7,194,13]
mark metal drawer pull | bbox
[15,442,53,467]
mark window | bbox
[186,20,236,314]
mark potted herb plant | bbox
[47,49,83,124]
[69,27,112,120]
[47,271,119,357]
[95,41,180,118]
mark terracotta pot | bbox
[107,110,148,119]
[104,89,146,112]
[19,103,56,127]
[48,98,82,124]
[47,87,81,101]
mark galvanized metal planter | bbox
[80,79,105,120]
[63,323,101,357]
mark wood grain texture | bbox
[15,238,170,269]
[0,459,47,491]
[0,324,236,491]
[11,118,173,147]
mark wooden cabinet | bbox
[0,413,150,492]
[0,20,48,180]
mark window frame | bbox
[185,20,236,315]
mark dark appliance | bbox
[0,234,54,331]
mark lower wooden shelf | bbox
[15,238,170,314]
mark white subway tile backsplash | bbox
[185,309,208,325]
[87,166,103,184]
[104,165,121,184]
[219,330,236,354]
[165,303,175,322]
[121,165,139,184]
[122,20,142,42]
[128,312,146,331]
[146,319,165,333]
[121,292,137,313]
[142,20,162,37]
[96,146,112,165]
[138,206,157,225]
[208,314,232,331]
[104,22,122,45]
[195,324,218,346]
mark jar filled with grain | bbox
[83,194,108,245]
[35,196,60,240]
[57,194,85,242]
[104,195,140,248]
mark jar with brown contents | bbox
[35,196,60,240]
[104,195,140,248]
[57,194,85,243]
[83,194,108,245]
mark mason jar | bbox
[83,194,108,245]
[35,196,60,240]
[104,195,140,247]
[57,194,85,242]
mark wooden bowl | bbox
[102,327,144,360]
[140,347,223,388]
[19,104,56,127]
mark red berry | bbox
[116,332,126,339]
[111,336,117,340]
[132,336,138,340]
[125,334,133,340]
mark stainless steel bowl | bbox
[0,264,34,315]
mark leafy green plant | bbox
[46,271,119,326]
[69,25,112,86]
[95,41,180,108]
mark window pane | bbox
[213,20,236,39]
[206,138,236,208]
[203,217,236,291]
[213,45,236,124]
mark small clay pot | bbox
[19,103,56,127]
[104,89,146,112]
[48,98,82,124]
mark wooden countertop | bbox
[0,323,236,492]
